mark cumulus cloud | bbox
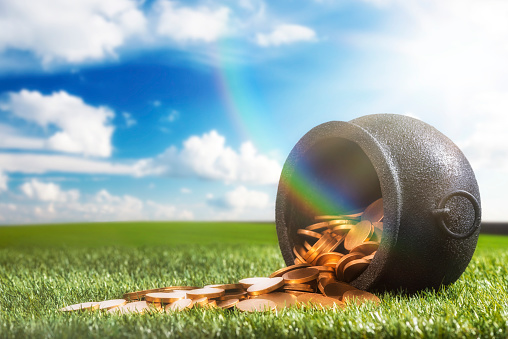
[208,186,270,210]
[1,181,194,224]
[0,90,115,157]
[0,0,146,63]
[256,24,316,47]
[74,189,193,222]
[20,179,80,202]
[134,130,281,184]
[154,0,230,42]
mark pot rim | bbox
[275,119,402,290]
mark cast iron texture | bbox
[275,114,481,293]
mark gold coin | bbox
[98,299,127,311]
[166,298,193,311]
[327,220,355,227]
[343,211,363,218]
[59,301,100,312]
[318,271,336,280]
[368,226,382,243]
[361,198,384,223]
[269,263,311,278]
[310,265,335,273]
[236,299,277,312]
[250,292,297,310]
[315,214,361,221]
[314,253,344,267]
[307,237,342,266]
[203,283,244,291]
[363,251,376,261]
[145,292,186,303]
[304,233,332,259]
[297,229,322,240]
[323,281,358,300]
[330,224,354,236]
[217,298,239,309]
[317,277,337,295]
[247,277,284,296]
[305,221,330,232]
[238,277,271,289]
[108,301,152,314]
[320,236,342,255]
[342,290,381,305]
[219,291,248,300]
[335,252,365,280]
[293,245,307,263]
[318,272,337,287]
[282,283,315,293]
[349,241,379,256]
[284,290,308,296]
[343,258,370,282]
[123,287,164,301]
[282,267,319,284]
[206,300,218,308]
[191,297,208,306]
[305,235,335,263]
[344,221,373,251]
[160,286,199,292]
[186,288,225,299]
[296,293,345,309]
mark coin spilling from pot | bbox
[59,199,382,313]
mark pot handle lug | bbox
[433,190,481,239]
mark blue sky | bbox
[0,0,507,224]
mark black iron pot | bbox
[275,114,481,293]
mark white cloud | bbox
[154,0,230,42]
[1,90,115,157]
[341,0,508,221]
[208,185,269,210]
[0,170,7,193]
[180,187,192,194]
[134,130,281,184]
[0,153,134,175]
[0,123,45,150]
[20,179,80,202]
[1,182,194,224]
[0,0,146,63]
[146,200,194,220]
[122,112,137,127]
[256,24,316,47]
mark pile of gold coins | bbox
[59,199,383,314]
[293,198,384,292]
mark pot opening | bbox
[289,137,382,225]
[285,136,384,273]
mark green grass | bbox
[1,222,508,338]
[0,221,278,248]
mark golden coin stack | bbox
[59,199,383,313]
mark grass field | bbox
[1,222,508,338]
